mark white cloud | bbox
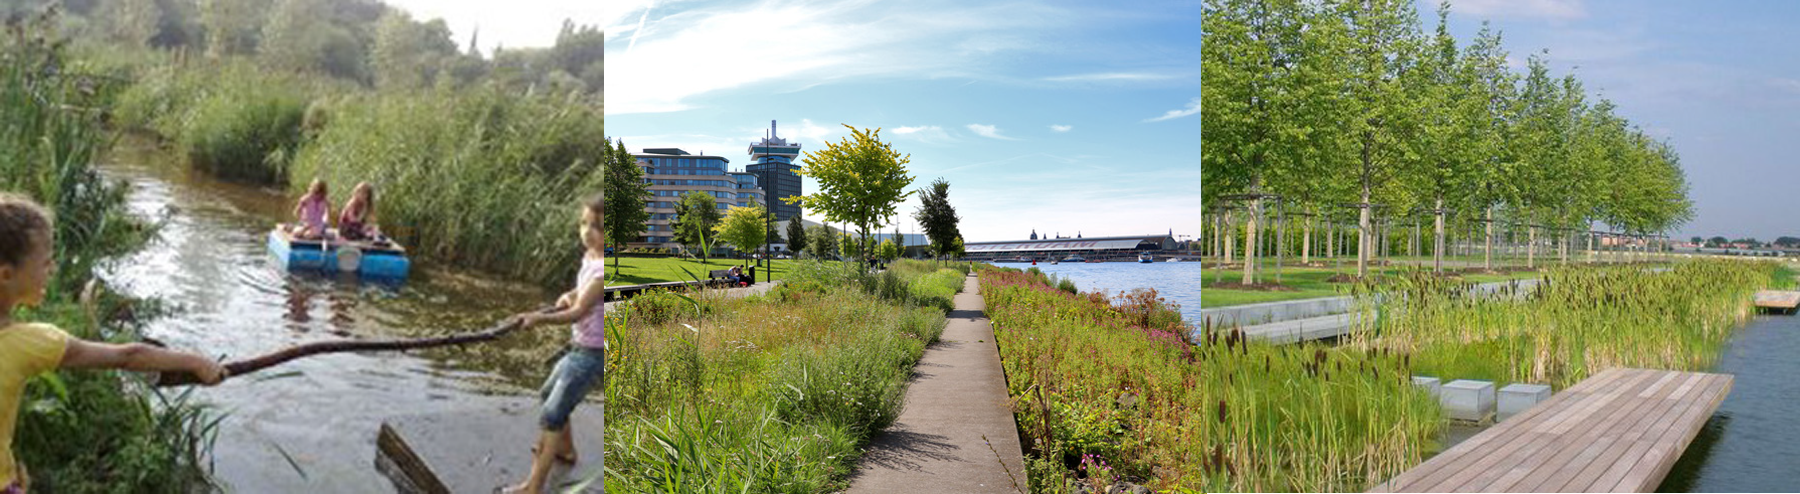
[892,125,956,144]
[1144,97,1200,123]
[1042,72,1174,83]
[1049,124,1073,132]
[1449,0,1586,21]
[605,1,1074,114]
[795,119,845,145]
[966,124,1020,140]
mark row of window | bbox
[646,179,734,187]
[638,157,727,169]
[646,200,736,209]
[647,169,726,176]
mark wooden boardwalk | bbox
[1371,368,1731,493]
[1753,290,1800,311]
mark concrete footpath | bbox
[845,274,1028,494]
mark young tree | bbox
[785,217,808,257]
[807,224,839,260]
[837,231,862,261]
[671,191,722,262]
[911,177,962,260]
[603,139,651,273]
[713,204,769,258]
[876,238,900,262]
[785,125,916,266]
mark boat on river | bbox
[1138,253,1154,263]
[1063,255,1087,263]
[269,225,411,279]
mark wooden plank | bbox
[1754,290,1800,309]
[1377,369,1630,491]
[1374,369,1730,493]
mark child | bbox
[0,194,225,493]
[337,182,381,242]
[504,195,607,494]
[288,179,331,240]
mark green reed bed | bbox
[978,268,1441,493]
[5,17,218,492]
[1347,260,1779,389]
[603,260,961,493]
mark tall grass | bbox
[114,59,314,183]
[1347,260,1776,388]
[4,14,217,492]
[604,260,959,492]
[978,268,1440,492]
[288,87,604,282]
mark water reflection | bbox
[97,139,555,491]
[1001,261,1203,325]
[1656,313,1800,492]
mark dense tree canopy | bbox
[1203,0,1692,276]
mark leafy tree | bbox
[876,238,900,262]
[99,0,161,48]
[1708,236,1728,247]
[838,231,863,261]
[371,9,457,89]
[806,224,839,260]
[785,217,808,257]
[603,139,651,274]
[784,125,916,265]
[1775,236,1800,247]
[911,177,962,260]
[199,0,270,57]
[714,204,769,257]
[672,190,722,262]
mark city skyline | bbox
[602,0,1201,243]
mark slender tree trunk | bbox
[1433,197,1445,273]
[1243,196,1260,284]
[1224,210,1235,264]
[1528,225,1537,269]
[1302,215,1313,265]
[1483,206,1494,271]
[1358,203,1371,279]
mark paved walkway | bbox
[845,274,1028,494]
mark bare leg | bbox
[557,425,578,464]
[503,430,561,494]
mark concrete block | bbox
[1412,376,1442,398]
[1498,383,1553,421]
[1441,380,1496,423]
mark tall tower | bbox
[747,120,803,222]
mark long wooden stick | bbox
[155,306,555,387]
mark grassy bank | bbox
[604,258,795,287]
[1348,260,1781,388]
[1201,264,1541,307]
[603,259,968,492]
[979,267,1440,492]
[4,18,217,492]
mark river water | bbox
[1007,261,1202,327]
[97,139,562,492]
[1657,312,1800,492]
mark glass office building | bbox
[632,148,766,249]
[746,120,803,222]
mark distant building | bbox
[963,234,1179,262]
[747,120,803,222]
[631,148,766,250]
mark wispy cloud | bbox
[966,124,1020,140]
[1049,124,1073,132]
[1144,97,1200,122]
[892,125,956,144]
[605,0,1075,114]
[1042,72,1174,83]
[1449,0,1586,21]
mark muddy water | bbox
[98,138,569,492]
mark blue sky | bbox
[602,0,1201,243]
[1428,0,1800,241]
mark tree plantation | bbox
[1202,0,1693,284]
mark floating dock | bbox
[376,399,603,493]
[1371,368,1731,493]
[1753,290,1800,312]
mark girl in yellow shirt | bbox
[0,194,225,492]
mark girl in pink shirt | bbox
[288,179,331,240]
[505,194,606,494]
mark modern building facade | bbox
[747,120,803,222]
[631,148,766,250]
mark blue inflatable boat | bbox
[268,226,411,279]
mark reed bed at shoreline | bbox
[603,260,962,492]
[1346,260,1783,388]
[979,267,1441,493]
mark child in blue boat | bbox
[504,194,607,494]
[0,194,225,493]
[288,179,331,240]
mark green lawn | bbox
[603,256,795,286]
[1202,263,1541,307]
